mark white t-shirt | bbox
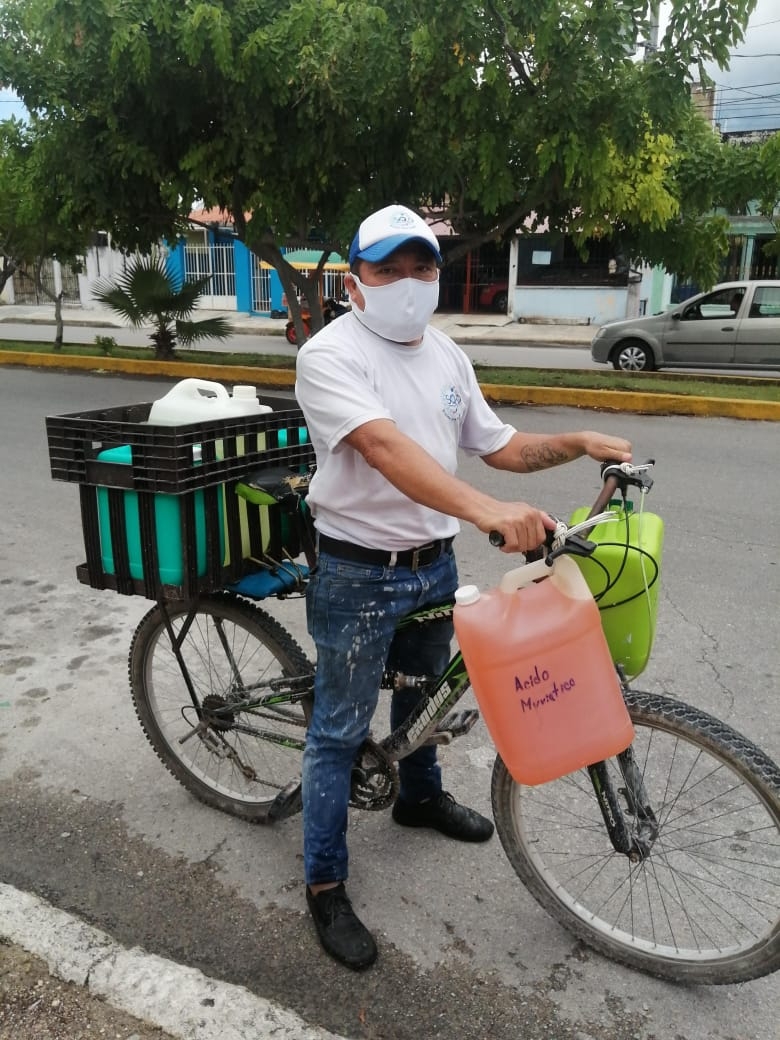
[295,312,515,550]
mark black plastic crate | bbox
[47,393,315,600]
[46,393,313,492]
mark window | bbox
[749,285,780,318]
[682,287,744,320]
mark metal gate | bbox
[12,259,81,307]
[183,234,236,309]
[250,255,272,313]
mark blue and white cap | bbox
[348,204,442,266]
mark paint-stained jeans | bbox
[303,546,458,885]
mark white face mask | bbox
[351,274,439,343]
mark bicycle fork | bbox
[588,746,659,862]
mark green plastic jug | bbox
[568,506,664,679]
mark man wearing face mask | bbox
[294,204,632,971]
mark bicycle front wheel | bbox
[491,690,780,984]
[129,592,313,823]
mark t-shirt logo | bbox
[441,384,465,420]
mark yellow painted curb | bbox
[481,383,780,421]
[1,350,778,421]
[0,350,297,386]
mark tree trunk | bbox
[150,326,177,360]
[0,256,18,298]
[53,291,64,350]
[31,257,65,350]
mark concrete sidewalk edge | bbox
[2,350,777,421]
[0,883,347,1040]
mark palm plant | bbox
[92,253,233,359]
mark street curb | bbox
[0,883,348,1040]
[2,349,777,421]
[480,383,780,421]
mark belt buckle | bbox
[411,542,435,571]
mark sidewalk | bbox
[0,301,596,348]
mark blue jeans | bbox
[302,546,458,886]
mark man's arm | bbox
[344,419,553,552]
[482,430,632,473]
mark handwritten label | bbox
[515,666,576,713]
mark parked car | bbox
[479,281,509,313]
[591,281,780,371]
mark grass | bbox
[1,336,778,402]
[473,365,780,401]
[0,338,297,368]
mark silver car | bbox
[591,280,780,371]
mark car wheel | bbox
[612,340,655,372]
[492,290,508,313]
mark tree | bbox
[92,255,232,359]
[0,0,769,322]
[0,119,91,346]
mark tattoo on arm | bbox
[520,443,570,472]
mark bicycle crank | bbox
[349,739,399,810]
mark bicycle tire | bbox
[491,689,780,984]
[128,592,313,823]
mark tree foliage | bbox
[0,119,92,343]
[0,0,774,322]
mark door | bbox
[662,286,743,365]
[735,284,780,367]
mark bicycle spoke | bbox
[492,690,780,983]
[130,595,312,821]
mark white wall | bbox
[511,285,630,325]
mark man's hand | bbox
[579,432,632,463]
[477,503,557,554]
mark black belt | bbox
[318,534,454,571]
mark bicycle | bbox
[126,460,780,986]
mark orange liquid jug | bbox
[453,555,634,785]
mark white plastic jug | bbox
[228,385,273,416]
[148,378,237,425]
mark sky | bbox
[696,0,780,133]
[1,1,779,133]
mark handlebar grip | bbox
[488,530,551,555]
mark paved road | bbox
[1,368,778,1040]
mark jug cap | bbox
[232,385,258,399]
[455,584,481,606]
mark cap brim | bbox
[351,234,442,265]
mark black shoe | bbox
[392,791,494,842]
[306,884,378,970]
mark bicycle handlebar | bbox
[489,459,655,560]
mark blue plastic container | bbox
[96,445,220,585]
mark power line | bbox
[712,80,780,92]
[745,18,780,30]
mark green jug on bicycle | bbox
[568,505,664,680]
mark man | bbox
[295,204,631,970]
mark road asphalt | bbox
[0,302,776,1039]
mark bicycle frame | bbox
[165,459,661,859]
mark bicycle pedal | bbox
[425,709,480,745]
[267,779,302,822]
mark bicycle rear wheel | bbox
[129,592,313,823]
[491,690,780,984]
